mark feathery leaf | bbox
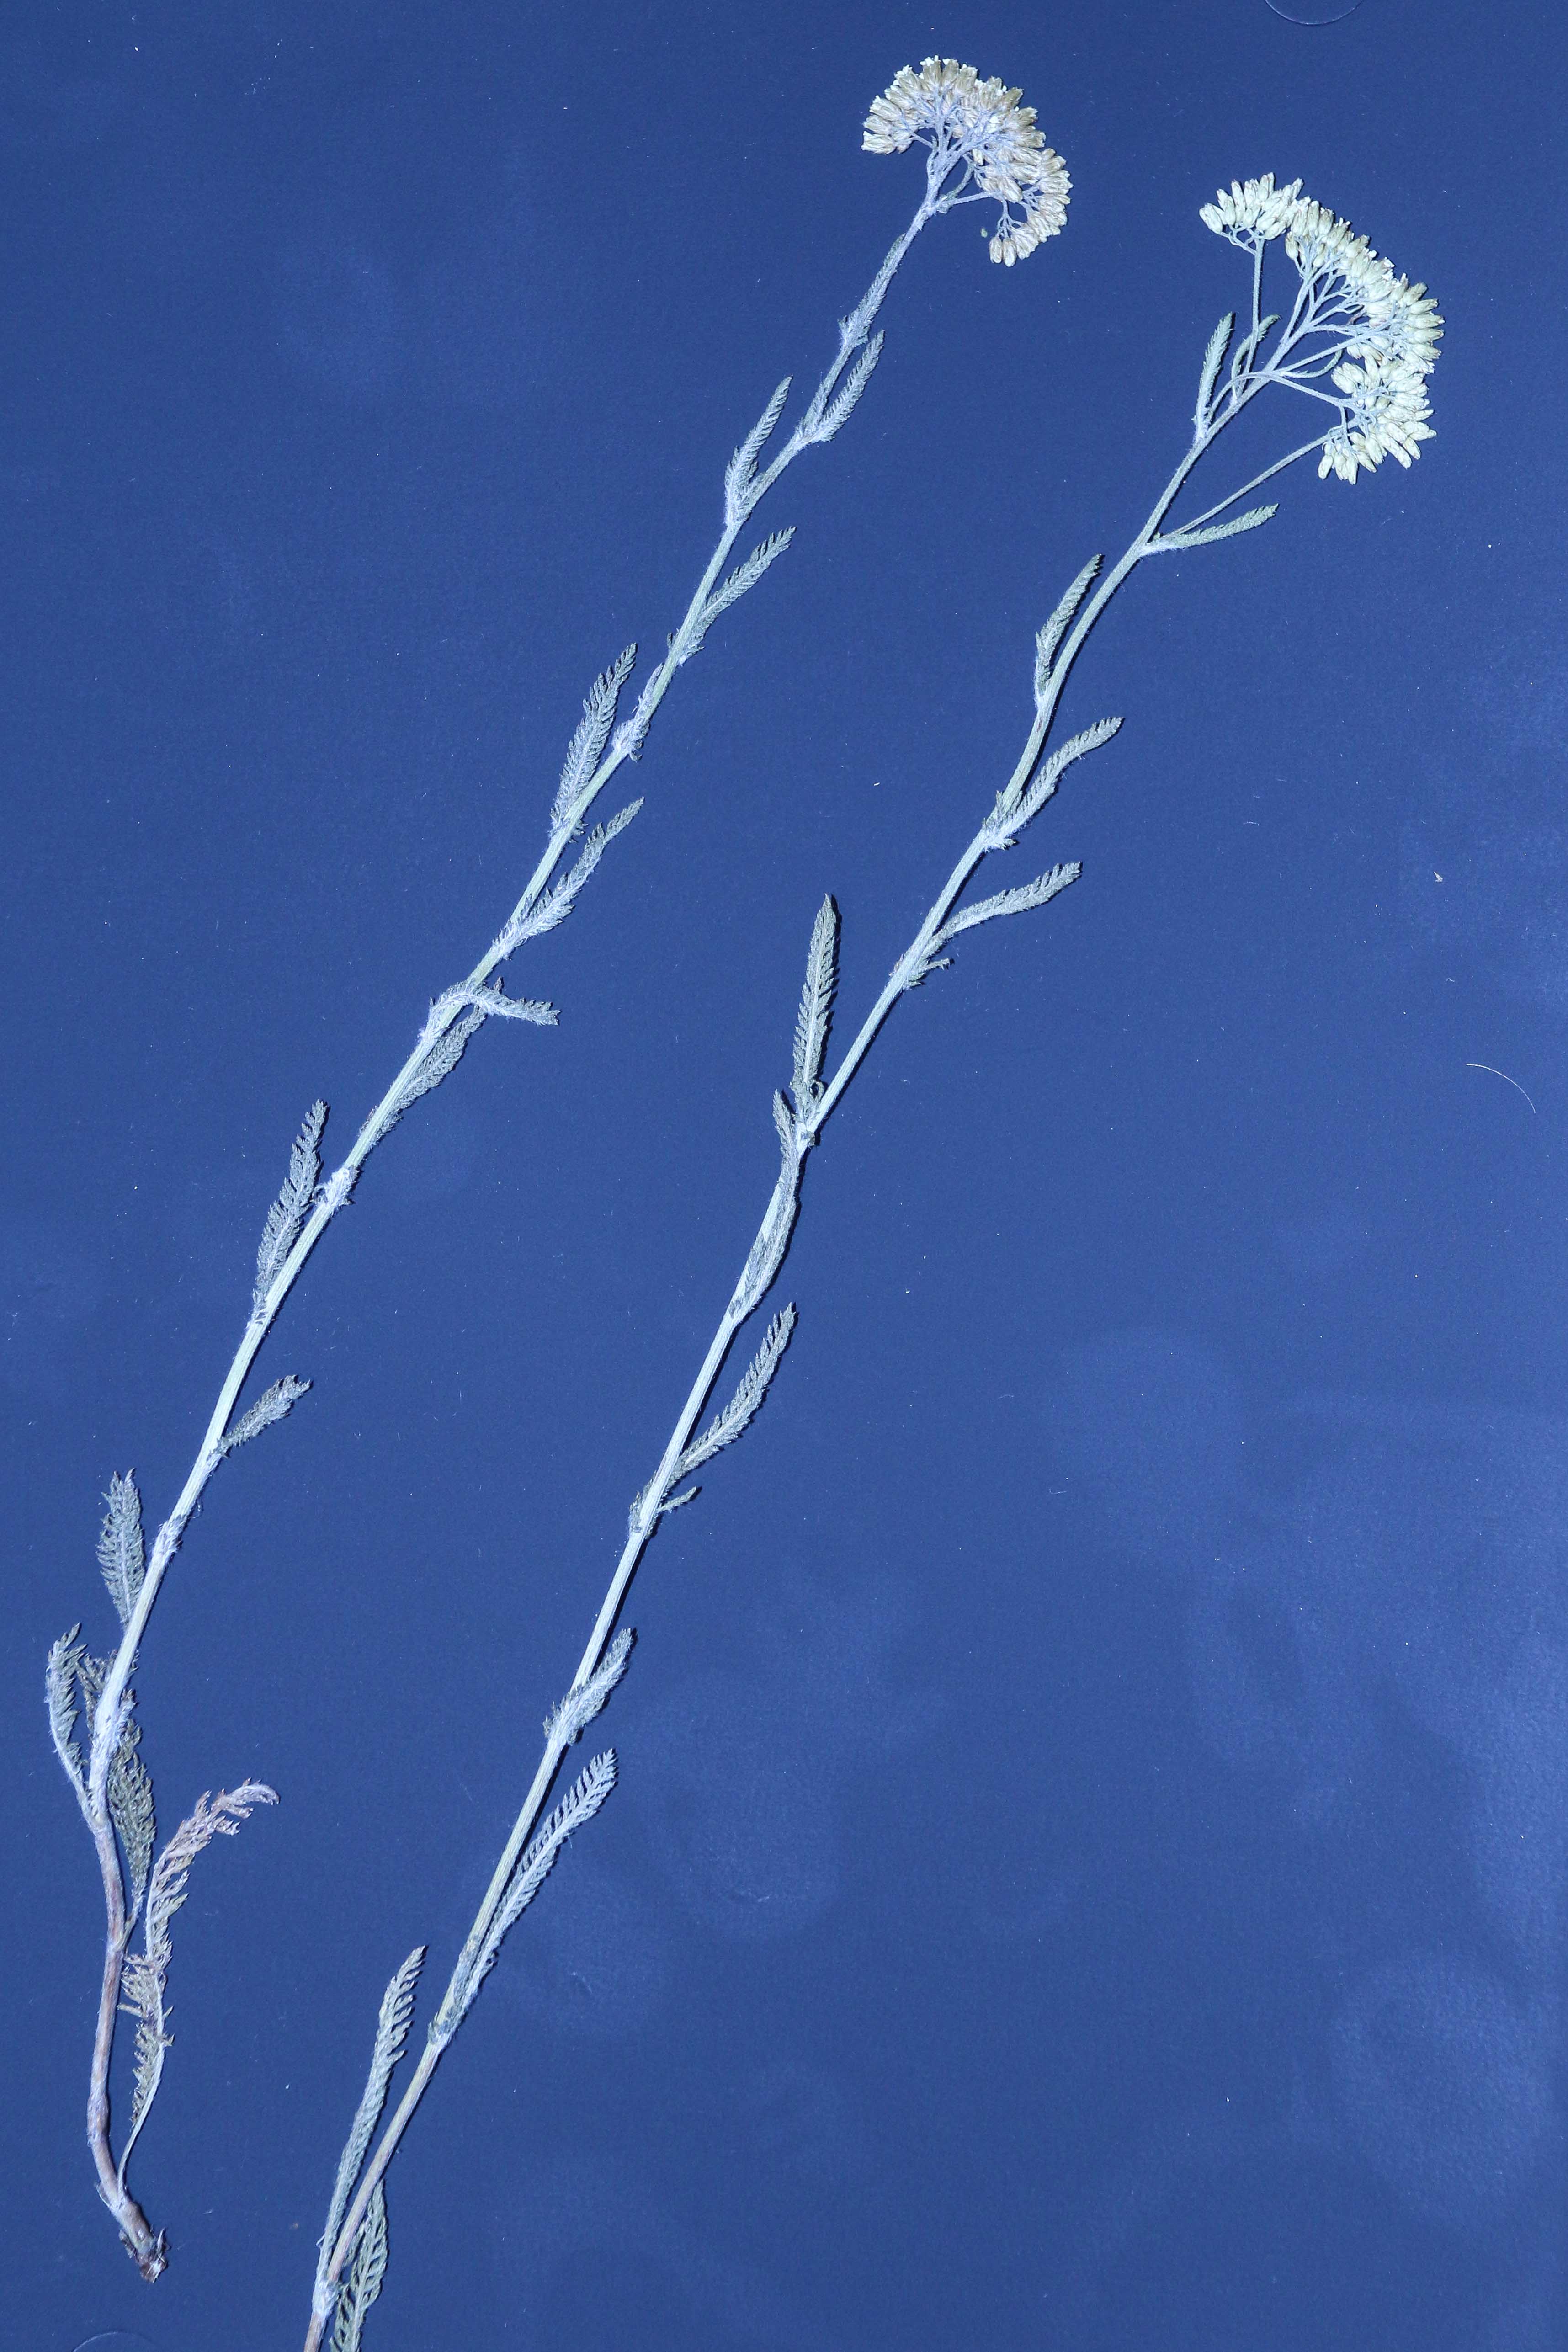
[1195,312,1235,435]
[118,1782,277,2179]
[332,2182,389,2352]
[96,1471,146,1630]
[365,998,489,1150]
[627,1477,699,1537]
[682,529,795,664]
[318,1946,425,2302]
[450,1752,617,2028]
[732,1098,802,1322]
[254,1101,328,1315]
[550,645,637,833]
[813,330,883,445]
[791,897,838,1111]
[610,670,662,766]
[937,862,1083,949]
[107,1713,156,1920]
[503,800,642,950]
[220,1374,311,1458]
[1034,555,1103,705]
[545,1628,634,1748]
[1155,503,1277,555]
[677,1307,797,1480]
[725,375,792,522]
[997,716,1123,845]
[47,1625,90,1810]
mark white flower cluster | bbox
[864,58,1070,266]
[1198,172,1303,245]
[1200,175,1442,483]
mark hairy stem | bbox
[86,1812,164,2279]
[306,369,1273,2345]
[68,186,948,2277]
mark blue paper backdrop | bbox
[6,3,1566,2347]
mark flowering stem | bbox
[69,182,945,2282]
[306,368,1284,2348]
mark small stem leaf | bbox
[47,1625,91,1810]
[254,1102,329,1314]
[549,645,637,834]
[997,717,1122,844]
[96,1471,146,1630]
[500,799,643,952]
[447,1752,618,2030]
[107,1712,156,1921]
[1034,555,1103,704]
[791,897,839,1111]
[316,1947,425,2309]
[219,1374,311,1458]
[813,330,883,444]
[610,670,661,765]
[332,2180,389,2352]
[724,374,792,522]
[677,1305,797,1479]
[545,1627,635,1748]
[365,999,489,1149]
[1153,503,1278,555]
[117,1783,277,2181]
[936,861,1083,949]
[732,1108,803,1323]
[452,978,558,1025]
[682,529,795,664]
[1195,311,1235,435]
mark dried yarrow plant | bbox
[302,154,1440,2352]
[46,59,1069,2284]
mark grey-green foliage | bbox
[315,1946,424,2330]
[731,1092,806,1325]
[1033,553,1102,706]
[254,1101,328,1316]
[46,1626,157,1912]
[791,895,839,1113]
[362,978,561,1162]
[96,1471,145,1629]
[810,332,884,447]
[545,1626,635,1748]
[675,1308,797,1486]
[1194,311,1234,436]
[681,528,795,665]
[1153,502,1277,554]
[45,1626,90,1813]
[107,1712,156,1921]
[724,375,792,524]
[117,1782,277,2179]
[220,1374,312,1458]
[550,643,638,831]
[992,715,1123,844]
[332,2183,388,2352]
[504,798,643,951]
[935,861,1082,947]
[441,1751,618,2036]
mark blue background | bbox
[6,3,1566,2347]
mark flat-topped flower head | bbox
[1199,173,1302,246]
[1318,352,1435,481]
[1203,172,1442,487]
[865,57,1069,265]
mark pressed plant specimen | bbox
[303,153,1441,2349]
[43,55,1072,2287]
